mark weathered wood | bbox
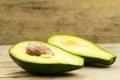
[0,0,120,45]
[0,44,120,80]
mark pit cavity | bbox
[26,42,54,57]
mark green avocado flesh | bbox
[9,41,84,74]
[47,34,116,65]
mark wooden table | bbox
[0,44,120,80]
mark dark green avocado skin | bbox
[10,54,81,74]
[80,56,116,65]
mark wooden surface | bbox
[0,44,120,80]
[1,0,120,45]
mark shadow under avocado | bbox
[8,70,81,77]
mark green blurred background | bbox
[0,0,120,45]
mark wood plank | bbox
[1,0,120,44]
[0,44,120,80]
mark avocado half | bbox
[9,41,84,74]
[47,34,116,65]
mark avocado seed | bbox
[26,43,54,56]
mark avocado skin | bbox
[80,56,116,65]
[10,54,81,74]
[9,41,83,74]
[47,34,116,65]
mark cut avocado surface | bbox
[9,41,84,74]
[47,34,116,65]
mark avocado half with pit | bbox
[9,41,84,74]
[47,34,116,65]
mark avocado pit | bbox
[26,43,54,56]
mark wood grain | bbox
[0,0,120,45]
[0,44,120,80]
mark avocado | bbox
[47,34,116,65]
[9,41,84,74]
